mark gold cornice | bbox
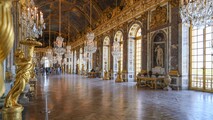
[71,0,170,49]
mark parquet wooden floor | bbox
[21,74,213,120]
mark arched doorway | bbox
[128,23,142,81]
[103,36,110,76]
[113,31,123,79]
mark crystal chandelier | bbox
[84,0,97,54]
[180,0,213,28]
[84,32,97,54]
[53,0,65,60]
[112,38,121,60]
[21,0,45,38]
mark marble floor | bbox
[9,75,213,120]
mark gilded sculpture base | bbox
[103,71,110,80]
[115,72,123,82]
[2,106,24,120]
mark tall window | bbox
[74,51,77,73]
[79,48,83,72]
[103,37,110,74]
[136,28,142,74]
[120,36,123,72]
[128,23,142,80]
[191,26,213,92]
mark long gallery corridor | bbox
[20,75,213,120]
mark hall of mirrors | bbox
[1,0,213,119]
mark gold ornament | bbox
[4,38,42,108]
[0,0,14,97]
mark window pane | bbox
[192,69,197,74]
[206,27,212,34]
[206,48,212,55]
[192,56,197,61]
[206,41,212,48]
[192,36,197,42]
[192,43,198,49]
[206,55,212,62]
[197,69,203,75]
[197,55,203,62]
[198,29,203,35]
[192,63,198,68]
[192,30,198,36]
[198,36,203,42]
[206,34,212,40]
[206,69,212,76]
[197,49,203,55]
[206,62,212,69]
[197,42,203,48]
[197,62,203,68]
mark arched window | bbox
[190,26,213,92]
[128,23,142,80]
[103,36,110,75]
[136,28,142,74]
[74,50,77,73]
[113,31,123,78]
[78,48,83,74]
[71,51,73,73]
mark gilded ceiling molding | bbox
[71,0,170,49]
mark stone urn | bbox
[164,74,172,91]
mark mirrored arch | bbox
[113,31,123,78]
[103,36,110,76]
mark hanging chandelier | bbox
[53,0,65,58]
[84,0,97,54]
[180,0,213,28]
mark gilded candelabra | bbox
[115,60,123,82]
[2,39,42,120]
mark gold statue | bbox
[0,0,14,97]
[4,39,42,108]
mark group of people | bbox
[35,67,62,76]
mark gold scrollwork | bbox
[150,6,167,29]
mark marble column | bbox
[178,24,189,90]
